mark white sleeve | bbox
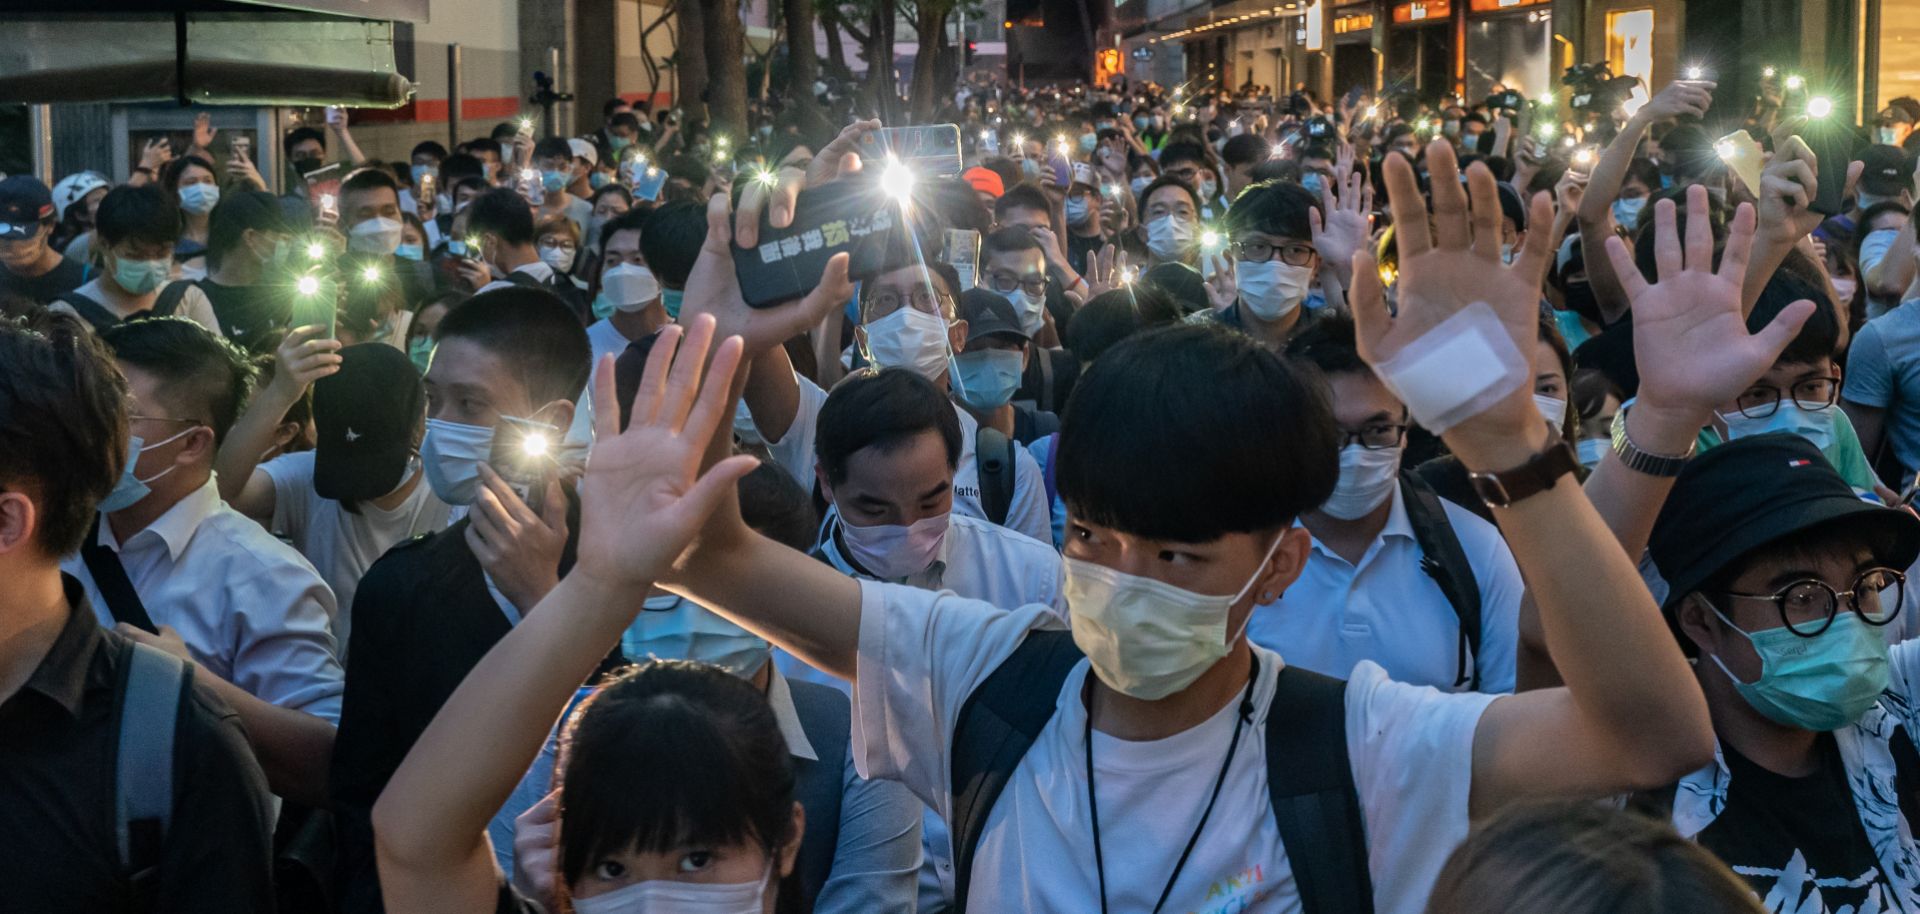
[1004,446,1052,544]
[258,452,315,541]
[1345,660,1497,914]
[179,285,226,339]
[763,373,828,489]
[223,555,346,722]
[850,580,1057,813]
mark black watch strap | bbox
[1468,439,1580,509]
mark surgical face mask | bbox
[1198,178,1218,201]
[1706,601,1890,732]
[1499,243,1516,265]
[347,217,404,256]
[1130,176,1153,194]
[1235,259,1312,320]
[1301,172,1324,196]
[620,595,770,677]
[1063,536,1280,700]
[589,171,612,191]
[1020,158,1042,179]
[570,861,772,914]
[1720,402,1836,453]
[393,243,424,262]
[1881,127,1903,146]
[610,135,633,153]
[953,348,1023,410]
[540,169,570,193]
[1612,197,1647,230]
[1320,444,1402,520]
[1534,394,1568,427]
[408,336,433,373]
[1134,116,1150,131]
[177,183,220,216]
[411,163,433,186]
[538,242,575,270]
[1145,214,1195,259]
[1064,197,1092,226]
[421,417,493,505]
[110,253,171,296]
[864,306,951,382]
[1079,133,1099,153]
[839,512,950,580]
[98,428,198,513]
[1832,277,1859,303]
[1576,436,1609,470]
[661,288,685,320]
[601,263,661,314]
[998,286,1047,335]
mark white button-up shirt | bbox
[1247,485,1523,693]
[63,477,346,721]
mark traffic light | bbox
[966,40,977,64]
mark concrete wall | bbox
[349,0,529,163]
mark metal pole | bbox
[549,46,564,139]
[448,43,464,151]
[29,105,53,185]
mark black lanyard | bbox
[1086,657,1259,914]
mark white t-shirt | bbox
[50,277,224,338]
[851,581,1497,914]
[563,318,641,446]
[260,451,453,654]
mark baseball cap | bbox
[957,287,1030,344]
[1879,97,1920,125]
[0,175,55,240]
[51,171,109,223]
[1858,144,1911,198]
[964,166,1005,199]
[567,138,600,167]
[311,343,426,502]
[1143,261,1208,312]
[1648,434,1920,611]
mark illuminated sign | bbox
[1391,1,1452,24]
[1468,0,1549,10]
[1334,12,1375,33]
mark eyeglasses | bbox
[1719,567,1906,638]
[1163,166,1201,182]
[985,271,1047,296]
[1339,423,1407,450]
[862,287,954,319]
[1233,240,1317,266]
[1732,376,1840,419]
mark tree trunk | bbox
[908,3,946,122]
[784,0,820,101]
[867,1,898,121]
[703,0,749,136]
[677,0,710,124]
[820,8,853,83]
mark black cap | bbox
[311,344,425,501]
[957,287,1030,344]
[0,175,55,240]
[1143,261,1208,312]
[1649,434,1920,610]
[1880,97,1920,125]
[1859,145,1912,198]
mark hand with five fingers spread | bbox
[1309,165,1373,287]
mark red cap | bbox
[964,166,1004,198]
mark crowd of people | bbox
[8,65,1920,914]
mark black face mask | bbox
[1562,280,1604,327]
[291,156,323,176]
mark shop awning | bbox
[0,7,418,107]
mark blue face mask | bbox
[610,136,633,153]
[591,292,617,322]
[540,169,569,193]
[1301,172,1325,196]
[589,171,612,191]
[111,254,170,296]
[411,163,433,186]
[1720,402,1836,454]
[621,595,770,677]
[1612,197,1647,230]
[1576,437,1609,470]
[662,288,685,320]
[952,348,1024,410]
[1706,601,1891,731]
[408,336,433,373]
[98,427,196,513]
[1079,133,1099,153]
[177,183,220,216]
[1064,197,1092,226]
[393,243,424,262]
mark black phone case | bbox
[1805,124,1860,216]
[732,181,914,309]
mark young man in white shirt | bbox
[62,316,343,806]
[660,134,1716,913]
[217,335,452,653]
[1252,312,1524,693]
[529,137,596,239]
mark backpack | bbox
[1399,472,1484,691]
[113,640,191,909]
[976,426,1016,526]
[59,281,192,335]
[948,630,1374,914]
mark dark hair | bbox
[283,126,327,158]
[160,155,218,194]
[1059,325,1339,540]
[598,207,650,264]
[928,178,993,233]
[1284,311,1367,376]
[95,184,181,249]
[410,141,449,162]
[1136,176,1202,222]
[640,201,707,287]
[1751,268,1839,366]
[1426,801,1764,914]
[490,122,519,142]
[1221,134,1270,167]
[591,183,634,213]
[1572,368,1623,427]
[1158,142,1213,172]
[434,287,592,407]
[100,317,255,444]
[438,153,486,186]
[533,137,575,163]
[1064,286,1183,365]
[557,661,798,890]
[737,460,819,552]
[994,183,1052,222]
[0,313,130,554]
[602,97,630,117]
[983,225,1042,259]
[340,166,403,207]
[815,369,963,486]
[1224,179,1315,242]
[1623,157,1662,192]
[610,111,643,133]
[467,187,538,248]
[206,191,291,271]
[1632,192,1726,279]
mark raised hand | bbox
[1604,185,1813,424]
[735,118,877,247]
[1760,136,1863,248]
[269,324,344,397]
[1203,253,1237,311]
[138,137,174,173]
[1083,242,1129,301]
[465,465,568,612]
[1309,165,1373,284]
[192,112,217,152]
[575,315,761,589]
[228,147,267,192]
[1637,79,1715,123]
[680,192,854,357]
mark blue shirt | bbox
[1842,299,1920,474]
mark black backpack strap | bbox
[976,425,1016,526]
[1892,724,1920,833]
[1265,666,1374,914]
[59,291,122,334]
[152,280,191,317]
[1037,348,1056,411]
[114,639,189,902]
[79,515,160,634]
[950,629,1083,912]
[1399,474,1483,690]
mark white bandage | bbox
[1371,301,1529,435]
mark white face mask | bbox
[1319,444,1402,520]
[539,243,575,270]
[348,216,404,256]
[1832,277,1859,303]
[864,307,951,383]
[620,595,770,677]
[601,263,662,312]
[838,512,950,580]
[1235,259,1313,320]
[420,417,493,505]
[1063,536,1281,700]
[1533,394,1568,427]
[571,860,772,914]
[998,286,1047,335]
[1145,214,1194,259]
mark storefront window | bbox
[1605,8,1654,87]
[1465,11,1550,100]
[1878,0,1920,107]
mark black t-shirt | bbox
[0,256,85,305]
[1696,734,1895,912]
[197,280,294,356]
[1067,230,1106,277]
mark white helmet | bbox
[51,171,110,223]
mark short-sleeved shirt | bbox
[851,580,1498,914]
[1843,300,1920,474]
[0,256,86,305]
[49,278,226,339]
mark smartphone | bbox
[625,161,667,202]
[1802,122,1860,216]
[417,172,436,203]
[1716,130,1765,197]
[488,415,563,514]
[303,162,343,212]
[516,116,537,140]
[855,125,964,178]
[732,177,918,308]
[518,167,545,206]
[318,193,338,222]
[979,128,1000,156]
[943,228,981,290]
[296,272,338,340]
[1070,163,1096,188]
[1048,151,1072,189]
[231,135,252,161]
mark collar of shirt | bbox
[10,575,104,719]
[1300,482,1415,567]
[762,664,819,762]
[100,475,223,562]
[513,260,557,284]
[816,508,948,589]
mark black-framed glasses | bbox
[862,288,954,319]
[984,271,1047,296]
[1339,423,1408,450]
[1732,376,1840,419]
[1233,239,1317,266]
[1719,567,1906,638]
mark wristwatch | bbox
[1609,406,1695,478]
[1468,437,1580,508]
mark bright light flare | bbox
[296,275,321,296]
[1684,65,1704,80]
[1763,66,1778,78]
[1807,96,1834,118]
[360,265,382,283]
[1715,140,1737,161]
[880,156,915,203]
[1364,104,1379,119]
[1572,148,1597,167]
[306,241,327,260]
[520,432,551,458]
[751,167,779,189]
[1200,229,1222,250]
[1786,74,1806,91]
